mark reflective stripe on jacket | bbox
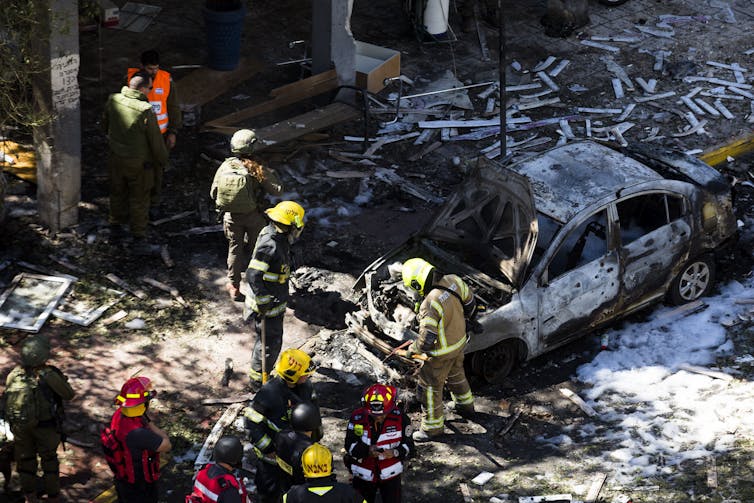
[245,223,291,317]
[417,275,473,357]
[127,68,171,134]
[189,463,247,502]
[345,407,410,482]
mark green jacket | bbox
[103,87,168,165]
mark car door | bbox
[617,191,692,310]
[537,208,621,346]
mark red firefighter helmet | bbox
[363,383,397,416]
[115,377,154,417]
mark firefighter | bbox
[245,200,305,387]
[344,384,413,503]
[244,349,318,503]
[2,335,75,503]
[402,258,476,442]
[187,436,248,503]
[283,443,365,503]
[276,402,323,493]
[102,376,171,503]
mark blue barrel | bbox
[202,6,246,71]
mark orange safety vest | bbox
[126,68,171,134]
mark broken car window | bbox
[547,210,608,280]
[617,193,673,245]
[530,212,561,272]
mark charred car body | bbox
[351,141,737,383]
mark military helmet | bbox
[20,335,50,367]
[230,129,257,155]
[265,201,305,229]
[402,257,435,296]
[213,436,244,467]
[301,443,332,478]
[291,402,321,432]
[275,348,315,384]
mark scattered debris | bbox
[584,472,607,503]
[124,318,146,330]
[559,388,597,417]
[149,210,195,226]
[677,363,734,381]
[496,410,522,437]
[53,286,126,327]
[140,277,187,307]
[105,273,147,299]
[0,273,73,332]
[194,403,244,470]
[101,309,128,326]
[471,471,494,486]
[459,482,474,503]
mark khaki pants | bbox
[109,154,154,238]
[12,425,61,497]
[224,211,266,286]
[416,348,473,433]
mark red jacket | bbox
[188,463,247,502]
[344,407,412,482]
[107,409,160,484]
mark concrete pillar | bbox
[34,0,82,232]
[311,0,355,86]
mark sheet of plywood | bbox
[269,69,337,97]
[176,57,264,107]
[204,72,338,129]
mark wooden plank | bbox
[699,132,754,166]
[176,57,265,107]
[678,363,734,381]
[269,69,337,97]
[254,102,360,151]
[584,472,607,503]
[205,75,338,128]
[459,482,474,502]
[194,403,244,470]
[559,388,597,417]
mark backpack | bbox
[4,369,42,427]
[211,160,257,213]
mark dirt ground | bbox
[3,0,754,502]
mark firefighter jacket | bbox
[245,223,291,318]
[283,477,366,503]
[412,274,475,358]
[103,87,168,166]
[275,429,313,490]
[126,68,182,135]
[188,463,247,503]
[344,406,412,483]
[243,377,318,457]
[108,409,160,484]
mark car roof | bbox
[508,141,663,223]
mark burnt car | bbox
[351,141,737,383]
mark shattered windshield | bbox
[530,212,561,273]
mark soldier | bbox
[103,71,168,250]
[210,129,283,302]
[2,335,75,503]
[283,444,365,503]
[244,349,318,503]
[245,201,305,387]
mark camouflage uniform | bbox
[103,86,168,238]
[5,364,75,499]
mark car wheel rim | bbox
[678,261,710,301]
[482,343,515,383]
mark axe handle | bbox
[395,349,429,361]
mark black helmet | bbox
[214,436,243,467]
[291,403,321,433]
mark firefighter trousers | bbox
[250,313,284,379]
[416,349,473,434]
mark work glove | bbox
[467,318,484,335]
[404,343,421,359]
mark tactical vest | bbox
[127,68,171,134]
[347,407,405,482]
[210,158,259,213]
[4,367,54,429]
[186,464,246,503]
[101,409,160,484]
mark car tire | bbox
[598,0,629,5]
[668,255,715,306]
[471,340,518,384]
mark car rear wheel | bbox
[668,255,715,305]
[471,340,518,384]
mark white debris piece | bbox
[635,77,657,93]
[441,128,450,141]
[611,127,628,146]
[485,97,496,115]
[519,89,553,100]
[560,388,597,416]
[672,119,708,137]
[635,24,675,38]
[611,78,624,99]
[706,60,747,72]
[616,103,636,122]
[585,118,592,137]
[591,35,641,43]
[728,86,754,99]
[602,57,634,90]
[700,91,743,100]
[413,129,434,145]
[510,60,523,72]
[714,99,735,119]
[514,97,561,111]
[684,76,752,89]
[533,55,557,72]
[471,471,495,486]
[634,91,676,103]
[558,119,575,139]
[477,83,498,99]
[576,107,622,114]
[536,71,559,92]
[681,96,705,115]
[418,118,501,129]
[745,47,754,56]
[505,83,541,92]
[581,40,619,53]
[125,318,146,330]
[549,59,569,77]
[694,98,721,116]
[518,495,572,503]
[683,111,707,135]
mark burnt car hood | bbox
[423,157,538,287]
